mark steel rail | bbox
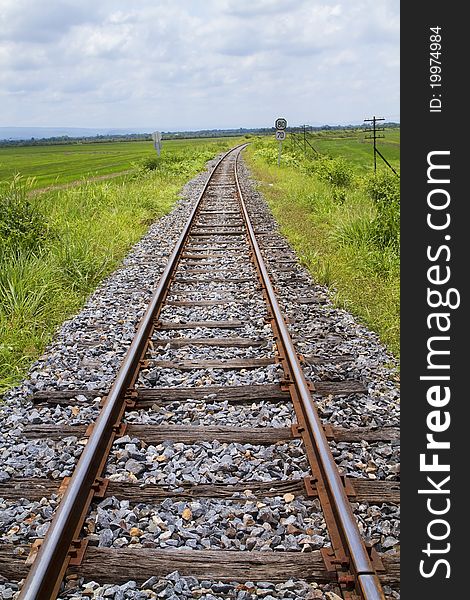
[233,149,385,600]
[18,145,245,600]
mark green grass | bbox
[244,134,400,358]
[289,128,400,174]
[0,137,238,189]
[0,138,238,393]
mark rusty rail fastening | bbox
[18,144,385,600]
[233,151,385,600]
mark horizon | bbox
[0,121,400,142]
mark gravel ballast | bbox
[0,151,400,598]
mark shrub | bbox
[252,147,279,164]
[0,176,50,253]
[252,146,298,167]
[140,156,160,171]
[365,172,400,251]
[325,157,353,187]
[365,170,400,204]
[302,155,353,188]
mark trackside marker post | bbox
[152,131,162,156]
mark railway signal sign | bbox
[152,131,162,156]
[275,117,287,166]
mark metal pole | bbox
[278,141,282,166]
[364,116,385,173]
[373,116,377,172]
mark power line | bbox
[287,125,318,155]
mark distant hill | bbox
[0,127,152,141]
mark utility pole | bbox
[364,116,385,172]
[303,124,306,152]
[364,115,399,176]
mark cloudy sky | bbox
[0,0,399,130]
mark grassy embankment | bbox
[244,130,400,358]
[0,138,237,393]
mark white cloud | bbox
[0,0,99,43]
[0,0,399,128]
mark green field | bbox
[0,131,400,189]
[288,128,400,174]
[0,138,239,189]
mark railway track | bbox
[0,146,400,599]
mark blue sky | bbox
[0,0,400,130]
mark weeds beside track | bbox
[0,139,236,393]
[244,137,400,358]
